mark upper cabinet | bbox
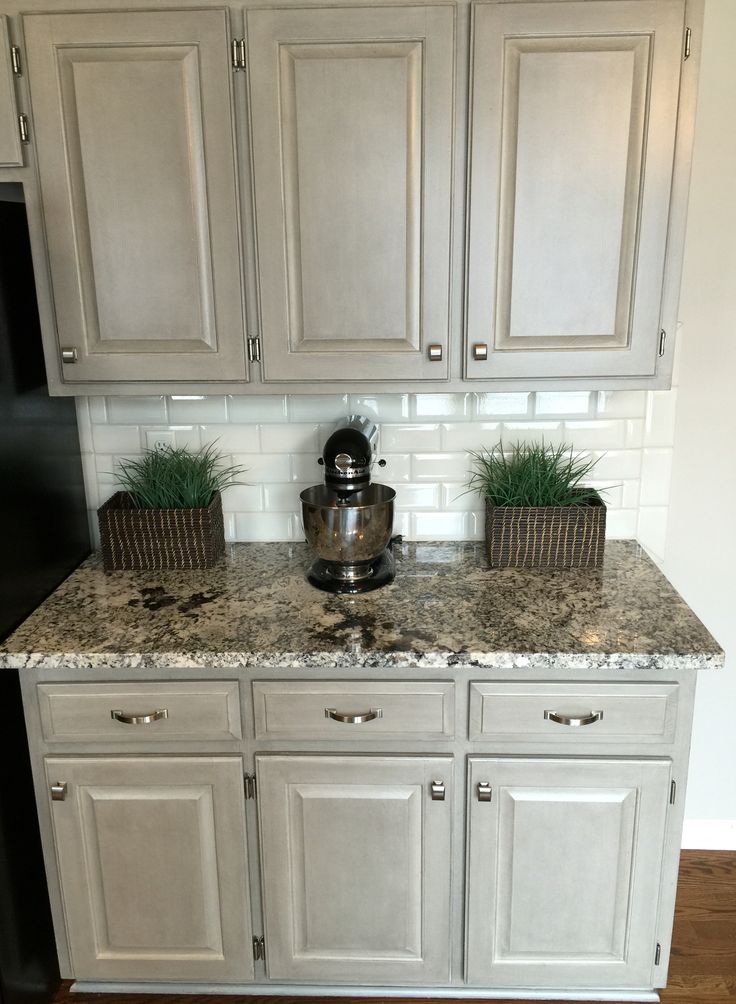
[23,9,247,383]
[0,16,23,166]
[465,0,686,381]
[247,5,455,383]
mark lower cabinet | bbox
[256,753,453,984]
[466,756,672,988]
[45,755,254,983]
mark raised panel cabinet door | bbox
[23,10,246,383]
[466,1,685,380]
[257,754,452,984]
[247,6,454,383]
[466,756,672,989]
[0,17,23,166]
[45,756,254,983]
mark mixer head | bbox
[320,416,380,498]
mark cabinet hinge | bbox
[244,772,257,799]
[231,37,246,71]
[10,45,22,76]
[18,114,29,144]
[683,26,692,60]
[247,336,261,363]
[658,329,667,357]
[670,779,677,805]
[252,935,265,961]
[655,942,662,966]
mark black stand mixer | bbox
[300,416,396,593]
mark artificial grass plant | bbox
[467,441,605,508]
[115,444,245,509]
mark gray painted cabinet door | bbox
[45,756,254,983]
[465,756,672,988]
[247,6,454,383]
[257,754,453,984]
[466,1,685,380]
[0,17,22,166]
[24,10,247,383]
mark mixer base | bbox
[307,550,395,594]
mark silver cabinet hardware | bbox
[11,45,21,76]
[658,329,667,357]
[683,26,691,60]
[472,343,488,361]
[50,781,68,801]
[61,347,78,364]
[324,707,383,724]
[231,37,246,70]
[430,779,445,801]
[655,942,662,965]
[252,935,265,961]
[110,708,169,725]
[427,344,443,362]
[18,114,29,144]
[544,709,604,727]
[477,781,492,802]
[670,779,677,804]
[247,337,261,363]
[244,773,257,800]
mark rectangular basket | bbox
[98,491,225,571]
[485,495,606,569]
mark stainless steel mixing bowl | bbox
[300,484,396,572]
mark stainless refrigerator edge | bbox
[0,183,91,1004]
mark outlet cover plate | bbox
[146,431,176,452]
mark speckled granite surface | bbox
[0,540,723,671]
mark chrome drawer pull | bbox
[544,710,604,727]
[324,707,383,724]
[111,708,169,725]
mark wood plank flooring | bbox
[52,850,736,1004]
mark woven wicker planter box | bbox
[485,494,606,569]
[98,491,225,571]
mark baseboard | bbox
[682,819,736,850]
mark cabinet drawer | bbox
[469,682,679,743]
[253,681,454,740]
[37,681,242,742]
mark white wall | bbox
[664,0,736,848]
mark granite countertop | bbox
[0,540,723,672]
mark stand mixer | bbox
[300,416,396,593]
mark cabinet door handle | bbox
[50,781,68,801]
[110,708,169,725]
[477,781,492,802]
[324,707,382,724]
[544,710,604,727]
[431,780,446,801]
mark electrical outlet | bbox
[146,431,176,452]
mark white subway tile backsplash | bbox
[411,393,472,419]
[645,390,678,447]
[474,392,530,418]
[108,396,168,424]
[441,422,501,451]
[349,394,410,421]
[232,452,291,484]
[395,484,440,510]
[535,391,591,417]
[261,423,320,453]
[77,390,680,547]
[168,396,227,424]
[91,424,143,453]
[289,394,349,422]
[639,449,673,507]
[201,424,260,452]
[596,391,647,418]
[381,424,441,451]
[228,395,289,423]
[412,453,472,482]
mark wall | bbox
[664,0,736,848]
[76,387,678,553]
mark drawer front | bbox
[469,682,679,743]
[38,681,242,742]
[253,681,454,740]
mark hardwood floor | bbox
[52,850,736,1004]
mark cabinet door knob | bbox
[430,779,446,801]
[544,710,604,727]
[324,707,382,724]
[111,708,169,725]
[472,343,488,361]
[50,781,68,801]
[61,347,78,364]
[427,344,443,362]
[477,781,492,802]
